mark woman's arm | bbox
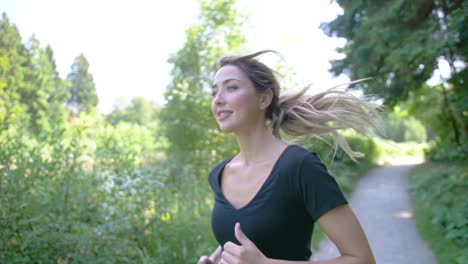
[265,204,375,264]
[314,204,375,263]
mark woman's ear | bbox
[259,89,273,110]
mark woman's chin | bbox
[219,126,233,133]
[218,123,236,133]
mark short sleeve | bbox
[298,153,348,222]
[208,158,232,192]
[208,166,217,191]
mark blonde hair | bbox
[219,50,384,161]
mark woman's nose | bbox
[213,91,224,105]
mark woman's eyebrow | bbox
[211,78,240,89]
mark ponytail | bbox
[272,85,383,161]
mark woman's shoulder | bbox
[208,157,232,183]
[282,144,320,164]
[279,144,328,174]
[210,157,232,172]
[286,144,313,155]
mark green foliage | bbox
[398,84,467,161]
[0,13,70,133]
[0,112,223,263]
[21,35,69,133]
[0,113,159,263]
[409,162,468,263]
[67,53,98,117]
[379,110,427,143]
[425,137,468,162]
[322,0,467,147]
[0,13,30,127]
[322,0,466,104]
[106,97,159,126]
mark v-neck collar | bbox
[215,145,293,212]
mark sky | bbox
[2,0,349,113]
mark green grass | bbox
[409,161,467,264]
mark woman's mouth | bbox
[217,111,232,121]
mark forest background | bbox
[0,0,466,263]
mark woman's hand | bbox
[197,255,216,264]
[219,223,267,264]
[198,245,222,264]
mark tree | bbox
[159,0,245,180]
[321,0,466,145]
[21,36,69,133]
[40,46,70,127]
[0,13,69,133]
[66,54,98,117]
[106,96,159,126]
[0,13,29,127]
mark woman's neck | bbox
[234,123,287,166]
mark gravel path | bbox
[311,161,436,264]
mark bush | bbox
[425,138,468,162]
[0,114,173,263]
[380,111,427,143]
[409,162,468,263]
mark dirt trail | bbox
[311,159,436,264]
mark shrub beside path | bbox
[311,158,436,264]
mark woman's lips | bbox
[217,111,232,121]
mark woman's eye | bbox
[227,86,238,90]
[211,91,217,97]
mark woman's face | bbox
[211,65,265,133]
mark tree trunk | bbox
[440,83,460,145]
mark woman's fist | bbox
[220,223,267,264]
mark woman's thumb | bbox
[197,256,215,264]
[234,223,255,247]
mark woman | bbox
[197,50,378,264]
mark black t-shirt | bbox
[208,144,348,260]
